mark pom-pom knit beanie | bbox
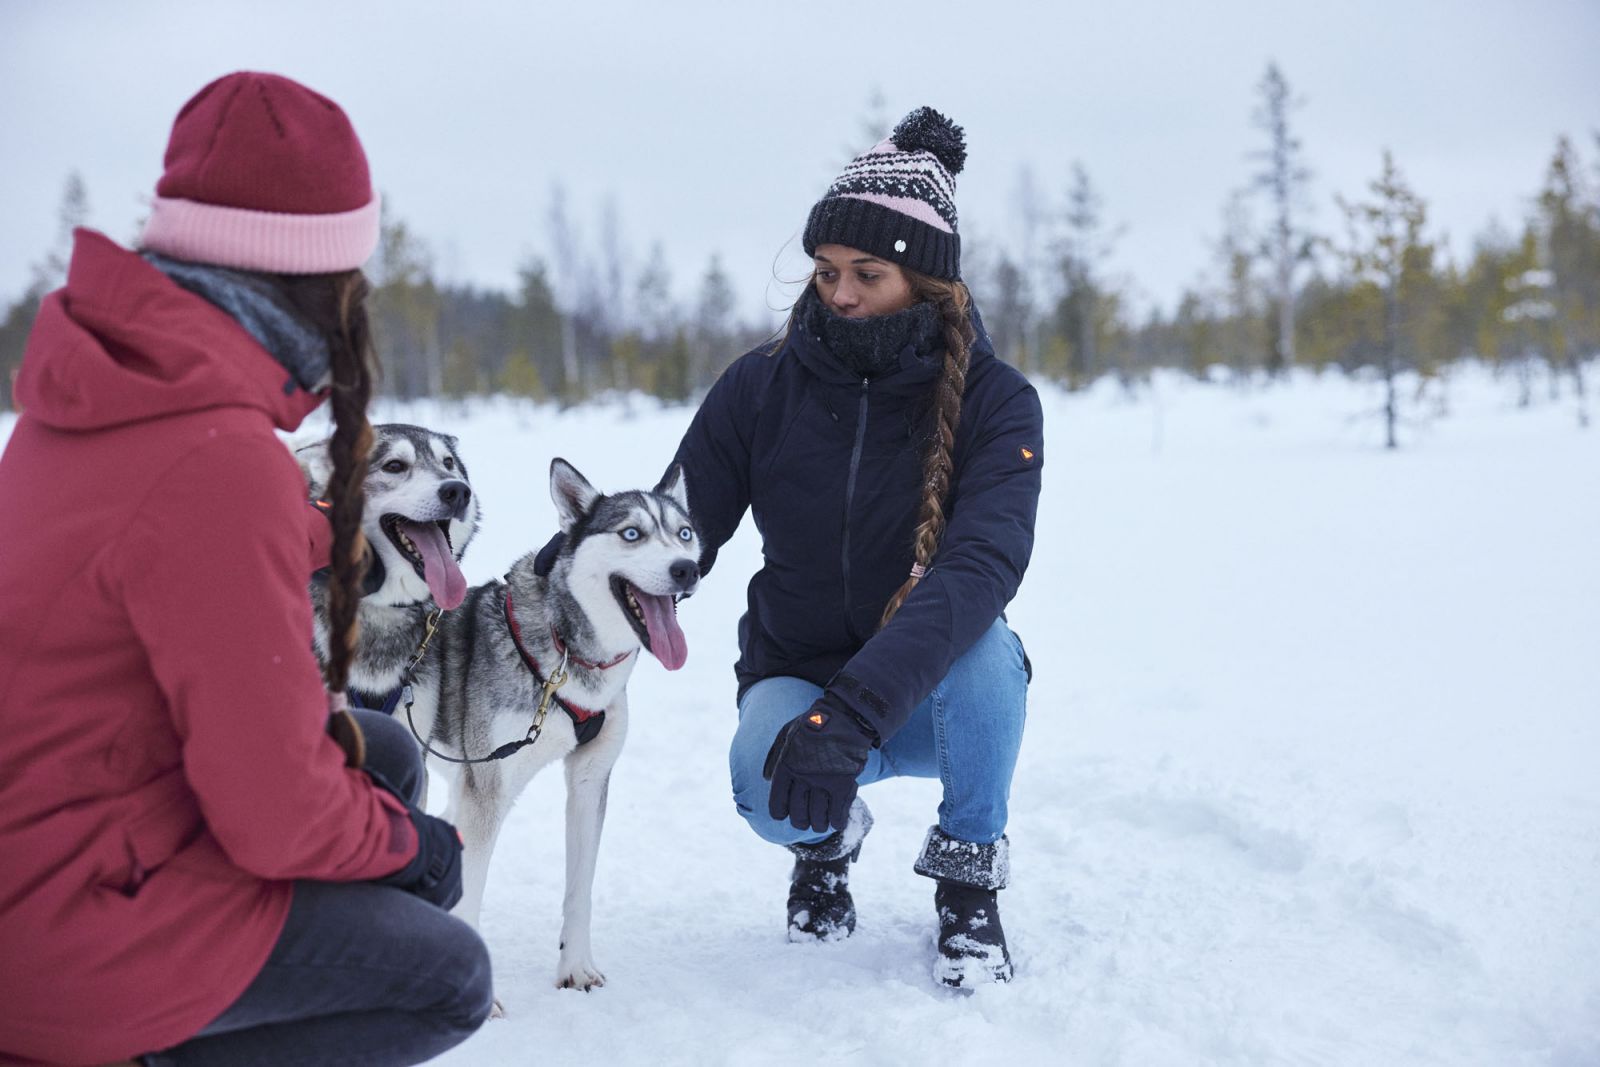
[802,107,967,280]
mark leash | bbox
[399,585,610,765]
[501,588,611,746]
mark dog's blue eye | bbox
[620,527,642,542]
[678,527,693,542]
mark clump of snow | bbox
[934,934,1010,989]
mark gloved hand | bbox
[365,768,464,911]
[378,806,465,911]
[763,691,876,833]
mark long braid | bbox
[271,270,376,701]
[321,273,375,697]
[880,277,974,628]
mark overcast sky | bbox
[3,0,1596,325]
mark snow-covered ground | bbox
[8,365,1598,1064]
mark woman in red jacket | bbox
[0,73,489,1065]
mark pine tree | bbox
[511,259,567,404]
[368,205,445,400]
[1250,63,1314,377]
[693,254,738,389]
[3,172,91,410]
[1052,163,1119,387]
[1535,136,1599,426]
[1337,151,1433,448]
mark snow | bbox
[6,364,1598,1064]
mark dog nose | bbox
[438,480,472,520]
[669,558,698,592]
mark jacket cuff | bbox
[371,784,420,877]
[828,672,903,746]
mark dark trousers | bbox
[145,710,492,1066]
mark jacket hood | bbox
[787,293,997,398]
[14,229,326,433]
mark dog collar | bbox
[503,587,607,741]
[550,626,634,672]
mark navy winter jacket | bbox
[671,303,1044,742]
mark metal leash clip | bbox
[524,647,570,745]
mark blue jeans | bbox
[731,618,1029,848]
[146,710,492,1067]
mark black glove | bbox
[763,691,876,833]
[378,806,465,911]
[364,768,464,910]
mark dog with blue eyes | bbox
[338,456,699,1001]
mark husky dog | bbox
[302,438,698,993]
[296,424,478,700]
[408,458,697,992]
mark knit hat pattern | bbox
[803,107,967,280]
[140,71,379,274]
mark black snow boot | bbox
[786,799,873,943]
[913,826,1014,987]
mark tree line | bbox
[4,65,1598,438]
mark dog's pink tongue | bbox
[636,590,687,671]
[400,520,467,610]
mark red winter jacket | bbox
[0,231,416,1064]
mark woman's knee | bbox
[355,710,424,802]
[439,920,494,1030]
[944,619,1030,708]
[729,677,829,849]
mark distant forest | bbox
[4,66,1597,434]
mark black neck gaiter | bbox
[798,286,943,380]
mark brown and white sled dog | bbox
[300,434,698,992]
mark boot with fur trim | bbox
[913,825,1013,987]
[786,799,873,942]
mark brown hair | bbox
[273,270,377,697]
[879,269,974,627]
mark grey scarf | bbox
[145,253,331,393]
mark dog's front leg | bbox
[557,695,628,990]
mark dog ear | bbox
[295,439,333,499]
[655,463,690,513]
[550,458,601,532]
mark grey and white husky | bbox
[296,423,478,700]
[300,431,698,993]
[418,459,697,991]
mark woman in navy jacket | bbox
[671,108,1043,987]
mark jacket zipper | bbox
[841,378,870,621]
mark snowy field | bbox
[7,365,1599,1065]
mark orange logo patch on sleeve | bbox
[1019,446,1036,463]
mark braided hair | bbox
[273,270,377,698]
[879,271,975,628]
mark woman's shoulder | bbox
[965,350,1040,417]
[708,335,794,397]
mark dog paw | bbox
[556,963,607,991]
[490,996,505,1018]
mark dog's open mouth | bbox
[381,514,468,610]
[610,576,687,671]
